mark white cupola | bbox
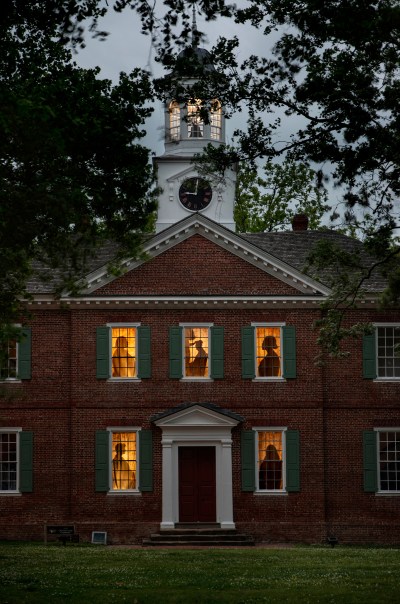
[154,34,236,233]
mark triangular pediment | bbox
[76,214,330,297]
[152,403,243,428]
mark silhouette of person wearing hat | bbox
[112,336,135,378]
[112,443,135,490]
[187,339,208,377]
[258,335,280,377]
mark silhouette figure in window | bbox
[259,444,282,490]
[258,335,280,377]
[187,339,208,376]
[112,336,135,378]
[112,443,135,490]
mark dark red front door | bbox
[178,447,216,522]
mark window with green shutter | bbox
[248,429,300,493]
[0,430,33,493]
[0,327,31,381]
[242,325,296,379]
[97,324,151,380]
[96,429,152,492]
[363,431,377,492]
[170,324,224,379]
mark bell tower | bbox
[154,13,236,232]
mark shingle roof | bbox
[26,227,387,295]
[240,230,387,292]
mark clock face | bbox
[178,177,213,212]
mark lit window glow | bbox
[258,431,283,491]
[256,327,281,377]
[111,327,136,378]
[112,432,137,490]
[187,100,204,138]
[169,101,180,141]
[210,99,222,140]
[184,327,209,377]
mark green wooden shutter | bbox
[169,326,183,378]
[242,327,255,379]
[286,430,300,492]
[210,326,224,379]
[282,326,296,379]
[363,333,377,379]
[19,431,33,492]
[363,431,378,492]
[18,328,31,380]
[95,431,110,492]
[96,327,110,379]
[241,430,256,491]
[137,326,151,378]
[139,430,153,492]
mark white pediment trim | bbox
[76,214,331,296]
[154,405,241,428]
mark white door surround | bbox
[153,404,242,530]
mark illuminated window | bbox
[210,99,222,140]
[0,339,17,380]
[111,327,136,379]
[256,327,281,378]
[257,431,283,491]
[184,327,209,378]
[111,431,137,491]
[187,100,204,138]
[169,101,180,141]
[0,432,17,491]
[377,326,400,379]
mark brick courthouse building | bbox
[1,48,400,546]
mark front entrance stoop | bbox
[142,523,255,547]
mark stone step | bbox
[143,532,255,547]
[143,538,255,547]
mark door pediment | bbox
[153,403,243,428]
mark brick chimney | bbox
[292,213,309,231]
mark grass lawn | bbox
[0,542,399,603]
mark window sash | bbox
[182,325,211,379]
[0,339,18,380]
[376,326,400,379]
[377,430,400,492]
[256,430,285,492]
[110,431,138,491]
[0,431,19,492]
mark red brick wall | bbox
[94,235,300,296]
[1,242,400,545]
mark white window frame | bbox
[375,428,400,494]
[107,323,140,382]
[0,324,21,382]
[169,101,180,141]
[0,428,21,494]
[374,323,400,381]
[251,322,285,381]
[253,427,288,494]
[107,427,141,494]
[180,323,213,381]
